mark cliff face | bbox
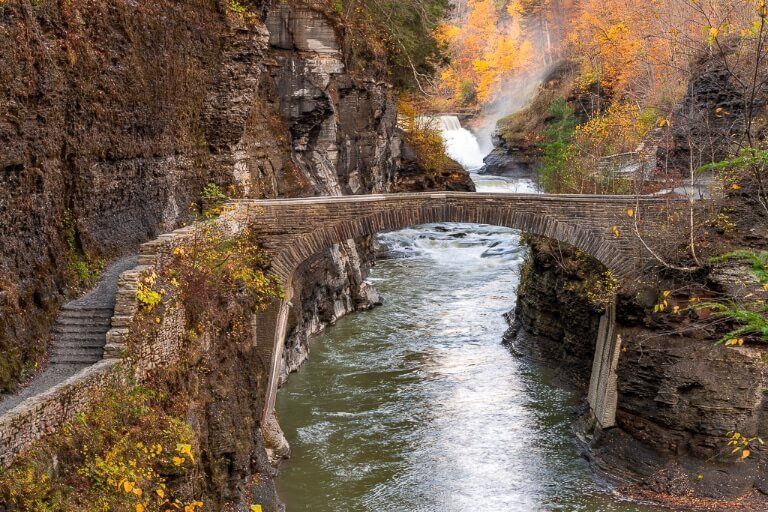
[503,237,602,388]
[0,0,471,392]
[1,0,225,391]
[262,4,400,378]
[509,239,768,505]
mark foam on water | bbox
[471,173,538,194]
[379,118,539,272]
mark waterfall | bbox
[436,115,486,171]
[438,115,463,131]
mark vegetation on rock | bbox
[165,223,283,329]
[330,0,452,91]
[397,98,456,177]
[0,382,200,512]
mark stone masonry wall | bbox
[0,360,122,467]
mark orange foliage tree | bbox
[437,0,535,105]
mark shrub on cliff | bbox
[537,98,658,194]
[0,383,200,512]
[397,98,455,177]
[165,223,283,330]
[332,0,451,91]
[693,250,768,344]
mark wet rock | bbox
[393,132,476,192]
[479,143,538,177]
[263,412,291,465]
[504,238,603,388]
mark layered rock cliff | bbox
[498,48,768,505]
[0,0,471,393]
[0,1,471,509]
[508,238,768,507]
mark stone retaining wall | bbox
[0,360,123,467]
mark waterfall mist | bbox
[473,66,553,154]
[436,116,486,170]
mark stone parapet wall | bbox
[238,192,676,284]
[0,360,123,467]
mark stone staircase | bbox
[0,255,138,415]
[48,255,139,365]
[49,307,115,364]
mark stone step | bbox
[52,331,106,341]
[51,332,107,346]
[50,347,103,360]
[50,353,104,364]
[60,307,113,316]
[58,314,113,321]
[52,338,106,349]
[53,324,111,335]
[51,347,102,357]
[55,315,113,327]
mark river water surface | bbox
[275,119,660,511]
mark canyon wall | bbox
[0,1,471,508]
[508,238,768,505]
[0,0,471,393]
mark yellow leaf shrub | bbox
[0,384,204,512]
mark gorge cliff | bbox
[0,1,472,509]
[0,0,472,393]
[498,55,768,510]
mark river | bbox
[275,118,661,511]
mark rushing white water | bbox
[436,115,487,171]
[471,173,538,194]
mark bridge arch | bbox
[243,193,670,434]
[273,207,626,282]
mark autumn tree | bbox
[332,0,452,92]
[437,0,535,105]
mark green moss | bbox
[63,209,104,290]
[538,98,578,193]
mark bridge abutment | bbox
[587,298,622,429]
[256,294,293,425]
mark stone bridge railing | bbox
[237,192,674,283]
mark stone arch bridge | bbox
[0,191,680,468]
[228,192,675,431]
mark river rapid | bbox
[275,118,661,511]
